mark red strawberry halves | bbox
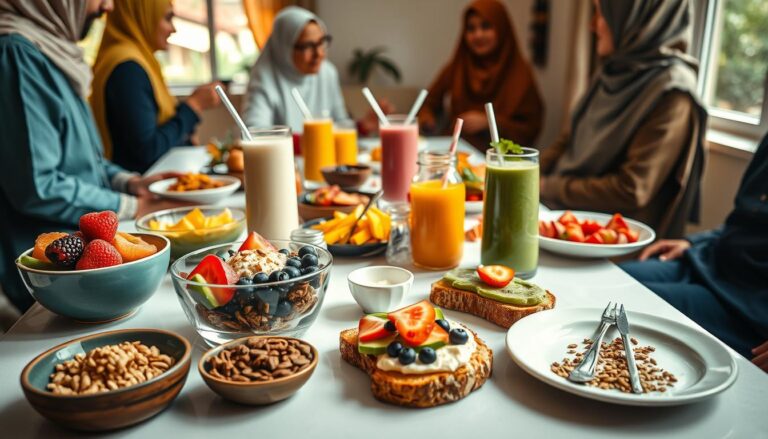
[76,239,123,270]
[79,211,118,242]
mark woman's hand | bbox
[186,81,222,114]
[752,341,768,373]
[638,239,691,261]
[457,110,488,134]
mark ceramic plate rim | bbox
[506,307,738,406]
[538,210,655,255]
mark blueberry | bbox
[435,319,450,332]
[269,271,290,282]
[219,299,240,316]
[252,272,269,284]
[286,257,302,269]
[418,347,437,364]
[384,320,396,332]
[301,254,318,268]
[236,277,252,286]
[398,347,416,365]
[449,328,469,345]
[387,341,403,358]
[301,265,319,275]
[256,288,279,311]
[227,249,236,257]
[283,266,301,279]
[279,248,290,255]
[298,246,318,258]
[274,300,293,317]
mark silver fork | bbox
[568,303,617,383]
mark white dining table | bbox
[1,141,766,438]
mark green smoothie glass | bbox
[481,148,539,279]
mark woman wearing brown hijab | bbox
[540,0,707,238]
[419,0,544,151]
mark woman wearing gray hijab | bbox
[243,7,349,133]
[540,0,707,239]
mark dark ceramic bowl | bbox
[20,328,191,431]
[321,164,372,189]
[15,233,170,322]
[199,336,318,405]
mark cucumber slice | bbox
[20,255,57,270]
[369,312,388,320]
[414,328,447,352]
[188,274,220,309]
[435,307,445,320]
[358,333,396,355]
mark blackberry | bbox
[45,235,84,268]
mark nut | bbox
[206,337,313,383]
[46,341,175,395]
[551,338,676,394]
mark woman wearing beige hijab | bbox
[540,0,707,238]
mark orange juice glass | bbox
[334,120,358,165]
[302,118,335,181]
[410,151,466,270]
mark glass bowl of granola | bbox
[170,237,332,346]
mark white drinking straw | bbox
[291,87,313,120]
[484,102,500,144]
[361,87,389,126]
[404,88,428,125]
[442,118,464,188]
[216,85,252,141]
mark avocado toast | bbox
[430,267,556,328]
[339,301,493,408]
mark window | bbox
[80,0,258,92]
[696,0,768,140]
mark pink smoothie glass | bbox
[381,115,419,202]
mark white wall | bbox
[316,0,577,147]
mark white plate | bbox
[506,308,738,407]
[539,210,655,258]
[149,175,240,204]
[465,200,483,214]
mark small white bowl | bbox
[347,266,413,313]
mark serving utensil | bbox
[617,304,644,394]
[568,302,616,383]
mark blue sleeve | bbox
[105,61,200,173]
[686,227,723,246]
[0,39,121,226]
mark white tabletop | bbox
[1,143,767,438]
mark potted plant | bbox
[348,47,402,85]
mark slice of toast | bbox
[430,280,556,329]
[339,327,492,408]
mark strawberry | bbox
[75,239,123,270]
[79,211,118,242]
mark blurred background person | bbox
[90,0,221,174]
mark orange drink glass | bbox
[302,118,335,182]
[410,151,466,270]
[334,120,358,165]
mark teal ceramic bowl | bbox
[15,233,170,322]
[21,328,191,431]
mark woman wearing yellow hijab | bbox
[91,0,221,173]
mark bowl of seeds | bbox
[198,335,318,405]
[20,328,191,431]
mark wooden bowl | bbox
[199,336,318,405]
[20,329,191,431]
[321,165,372,189]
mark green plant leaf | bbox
[490,138,524,155]
[376,58,402,83]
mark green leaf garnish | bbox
[490,138,524,155]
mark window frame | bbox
[694,0,768,141]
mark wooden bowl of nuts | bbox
[198,336,318,405]
[20,328,191,431]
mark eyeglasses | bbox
[294,35,332,53]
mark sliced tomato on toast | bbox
[477,264,515,288]
[388,300,436,347]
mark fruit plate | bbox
[539,210,655,258]
[297,191,374,222]
[302,218,387,258]
[149,175,240,204]
[506,307,738,407]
